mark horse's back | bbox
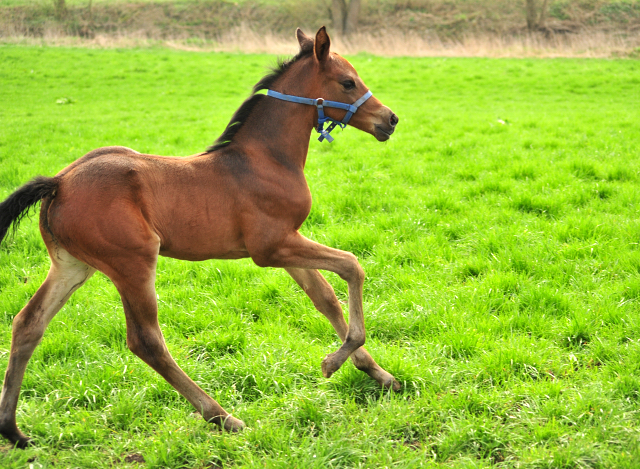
[45,146,247,263]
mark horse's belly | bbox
[159,246,250,262]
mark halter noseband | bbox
[267,89,373,143]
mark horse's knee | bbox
[339,254,365,285]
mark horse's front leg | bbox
[252,232,369,378]
[286,267,400,390]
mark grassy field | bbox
[1,46,640,468]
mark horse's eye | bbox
[342,80,356,90]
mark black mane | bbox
[206,49,313,153]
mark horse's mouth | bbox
[374,125,394,141]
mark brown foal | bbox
[0,27,399,447]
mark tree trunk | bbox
[525,0,538,31]
[538,0,549,28]
[525,0,550,31]
[331,0,346,35]
[344,0,361,36]
[331,0,360,36]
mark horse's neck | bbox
[235,93,317,171]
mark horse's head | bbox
[296,27,399,142]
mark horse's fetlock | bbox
[203,412,224,425]
[345,333,365,350]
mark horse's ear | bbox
[314,26,331,63]
[296,28,314,53]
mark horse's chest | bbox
[283,192,312,227]
[253,178,312,226]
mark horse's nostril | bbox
[389,113,399,127]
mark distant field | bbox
[1,46,640,467]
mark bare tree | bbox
[331,0,361,36]
[525,0,550,31]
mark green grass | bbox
[1,46,640,468]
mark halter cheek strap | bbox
[267,89,373,143]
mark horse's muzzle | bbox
[374,112,399,141]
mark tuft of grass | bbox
[511,194,560,218]
[560,315,592,349]
[570,160,600,180]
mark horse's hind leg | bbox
[0,248,95,448]
[106,260,244,432]
[286,268,401,391]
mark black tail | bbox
[0,176,58,246]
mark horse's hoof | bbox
[2,434,31,449]
[321,353,341,378]
[385,378,402,392]
[14,437,32,449]
[223,415,245,432]
[0,425,32,449]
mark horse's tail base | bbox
[0,176,57,246]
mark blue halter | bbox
[267,89,373,143]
